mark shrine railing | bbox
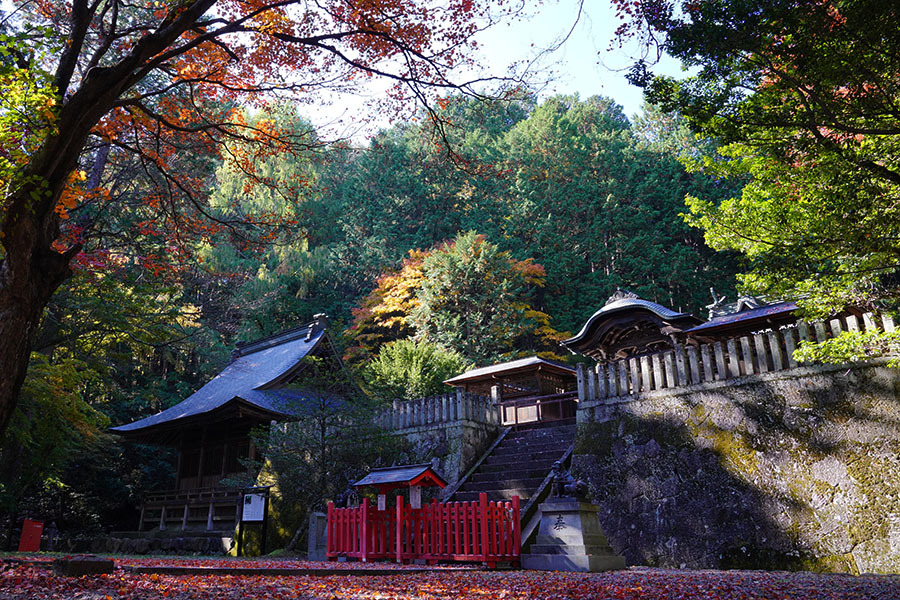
[375,392,499,431]
[326,493,521,567]
[139,486,243,532]
[499,392,577,427]
[577,311,897,403]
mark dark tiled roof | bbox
[111,324,326,434]
[354,464,447,488]
[686,301,798,333]
[443,356,575,386]
[564,298,692,345]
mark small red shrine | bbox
[327,464,520,567]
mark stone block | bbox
[523,498,625,573]
[52,556,115,577]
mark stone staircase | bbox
[448,420,576,504]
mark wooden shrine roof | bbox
[443,356,575,387]
[685,301,798,337]
[354,464,447,490]
[111,317,333,440]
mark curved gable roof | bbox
[111,323,327,436]
[563,298,692,346]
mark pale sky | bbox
[317,0,688,139]
[2,0,686,136]
[472,0,681,119]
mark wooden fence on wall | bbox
[326,493,521,567]
[577,312,897,402]
[374,392,499,430]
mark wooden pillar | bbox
[674,344,688,386]
[754,334,769,373]
[595,364,607,400]
[713,342,727,381]
[740,336,754,375]
[629,358,640,395]
[687,346,701,384]
[651,354,664,390]
[617,361,629,396]
[726,339,741,378]
[197,426,208,488]
[640,356,652,392]
[175,432,185,490]
[784,328,798,368]
[767,331,783,371]
[663,353,676,388]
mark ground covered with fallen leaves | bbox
[2,558,899,599]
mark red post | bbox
[395,495,404,563]
[431,498,439,558]
[479,493,489,563]
[462,502,470,557]
[361,497,369,562]
[326,502,335,559]
[512,495,521,560]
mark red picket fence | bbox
[327,493,520,567]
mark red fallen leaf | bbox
[2,559,900,599]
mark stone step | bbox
[482,449,568,466]
[478,458,560,474]
[490,440,573,456]
[469,468,550,483]
[458,476,546,493]
[505,427,576,442]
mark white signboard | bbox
[242,493,266,522]
[377,494,386,511]
[409,486,421,509]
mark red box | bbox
[18,519,44,552]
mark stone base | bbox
[522,552,625,572]
[522,498,625,573]
[52,556,115,577]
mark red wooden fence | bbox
[327,493,520,568]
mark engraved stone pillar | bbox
[521,499,625,573]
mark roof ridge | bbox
[233,314,329,360]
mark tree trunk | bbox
[0,228,73,434]
[0,1,217,435]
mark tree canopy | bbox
[618,0,900,321]
[0,0,523,435]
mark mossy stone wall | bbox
[573,360,900,573]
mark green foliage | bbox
[363,338,471,401]
[624,0,900,320]
[497,95,739,330]
[0,29,59,202]
[412,231,557,363]
[794,330,900,366]
[0,354,107,514]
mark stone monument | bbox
[522,462,625,572]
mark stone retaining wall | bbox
[573,359,900,574]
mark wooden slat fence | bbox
[327,493,520,567]
[577,312,897,402]
[375,392,498,430]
